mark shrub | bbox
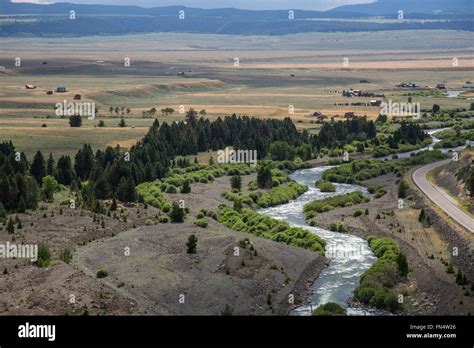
[384,292,401,312]
[304,191,369,215]
[145,219,155,226]
[206,210,218,220]
[398,181,409,198]
[196,212,205,219]
[195,219,208,228]
[162,203,171,213]
[159,216,170,223]
[354,236,407,312]
[353,209,363,217]
[59,249,73,264]
[316,180,336,192]
[165,185,178,194]
[313,302,346,316]
[186,234,198,254]
[96,269,108,278]
[256,183,308,208]
[36,244,51,268]
[221,305,233,316]
[218,206,325,255]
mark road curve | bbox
[412,159,474,233]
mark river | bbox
[259,126,470,316]
[259,167,384,316]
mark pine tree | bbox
[94,175,112,199]
[74,144,94,180]
[25,177,39,210]
[110,197,118,211]
[230,175,242,191]
[418,209,425,223]
[56,155,75,185]
[169,202,185,223]
[69,115,82,127]
[117,177,136,202]
[425,214,432,226]
[17,197,26,213]
[6,217,14,234]
[0,202,6,221]
[455,270,463,285]
[398,181,408,199]
[119,117,126,128]
[467,168,474,197]
[181,179,191,194]
[397,253,409,277]
[30,151,46,184]
[46,153,55,176]
[257,166,273,189]
[186,234,198,254]
[233,199,243,212]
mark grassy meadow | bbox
[0,30,473,158]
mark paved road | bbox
[412,159,474,233]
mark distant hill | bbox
[0,0,473,37]
[329,0,473,15]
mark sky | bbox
[11,0,377,11]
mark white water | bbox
[258,127,469,316]
[258,167,384,316]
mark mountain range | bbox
[0,0,472,36]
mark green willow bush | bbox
[315,180,336,192]
[223,182,307,208]
[304,191,369,216]
[218,205,325,255]
[354,236,409,312]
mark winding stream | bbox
[259,168,380,315]
[259,127,470,316]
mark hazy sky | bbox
[11,0,377,11]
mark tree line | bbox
[1,113,404,214]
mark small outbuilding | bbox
[344,112,355,119]
[436,84,446,90]
[56,87,67,93]
[74,94,82,100]
[25,84,37,89]
[46,90,53,95]
[370,100,382,107]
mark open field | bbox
[1,30,473,157]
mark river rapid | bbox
[259,127,470,316]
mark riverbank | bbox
[73,174,328,315]
[312,172,474,315]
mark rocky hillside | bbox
[433,149,474,213]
